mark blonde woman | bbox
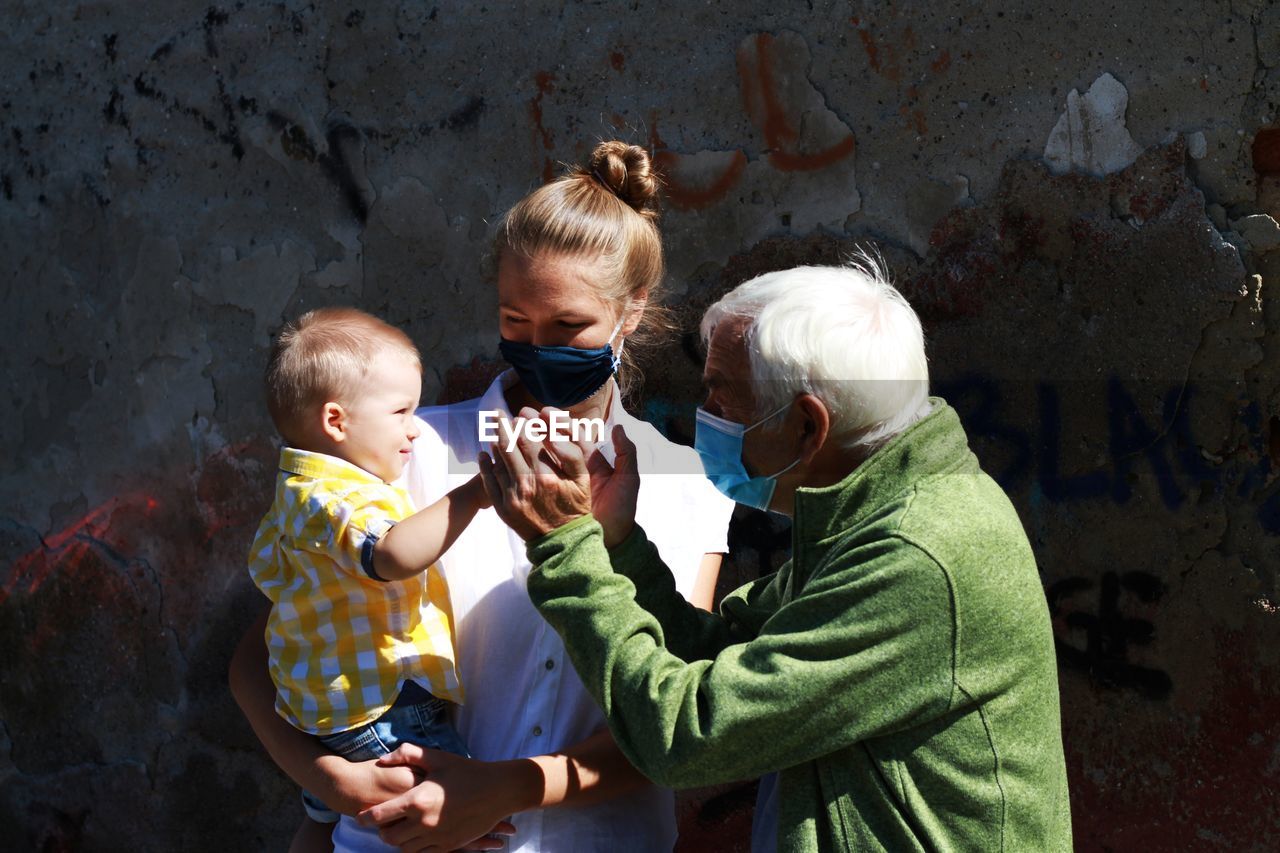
[230,141,734,853]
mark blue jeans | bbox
[301,684,468,823]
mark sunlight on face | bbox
[339,349,422,483]
[497,252,622,349]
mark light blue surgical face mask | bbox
[694,402,801,511]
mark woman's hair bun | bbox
[589,140,659,215]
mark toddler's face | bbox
[338,349,422,483]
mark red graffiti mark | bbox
[649,119,747,211]
[1122,190,1173,223]
[1063,627,1280,847]
[2,493,160,605]
[655,149,748,211]
[856,29,883,75]
[609,50,625,72]
[898,204,1019,322]
[853,21,905,83]
[529,71,557,183]
[850,19,956,135]
[1252,128,1280,175]
[195,440,276,544]
[899,105,927,135]
[737,33,856,173]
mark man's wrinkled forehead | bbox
[701,315,752,388]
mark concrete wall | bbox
[2,2,1277,849]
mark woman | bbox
[229,140,735,852]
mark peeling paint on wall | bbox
[2,2,1278,850]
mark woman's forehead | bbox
[497,251,615,316]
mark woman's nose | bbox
[530,325,566,347]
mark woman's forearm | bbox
[362,725,653,846]
[227,606,416,814]
[503,727,652,813]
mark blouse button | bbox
[545,659,555,670]
[532,725,543,736]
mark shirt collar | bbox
[480,369,518,419]
[279,447,386,484]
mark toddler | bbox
[247,306,486,827]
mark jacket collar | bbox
[791,398,972,544]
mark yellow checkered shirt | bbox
[247,448,463,735]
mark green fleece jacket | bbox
[525,399,1072,851]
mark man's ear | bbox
[320,401,349,443]
[621,291,649,336]
[794,393,831,463]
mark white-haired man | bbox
[478,262,1072,852]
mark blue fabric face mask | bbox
[499,316,625,408]
[695,402,801,511]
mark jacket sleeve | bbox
[525,517,956,789]
[608,522,778,662]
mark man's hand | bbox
[357,745,519,852]
[478,407,593,541]
[586,424,640,548]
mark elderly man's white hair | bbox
[700,256,931,451]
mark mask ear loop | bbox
[744,400,795,434]
[607,309,628,372]
[745,399,803,480]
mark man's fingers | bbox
[584,443,612,479]
[513,419,548,475]
[612,424,638,477]
[534,407,590,479]
[497,414,534,484]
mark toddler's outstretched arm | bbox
[371,474,490,581]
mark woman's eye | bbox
[503,315,527,324]
[559,321,588,330]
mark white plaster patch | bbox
[196,241,316,342]
[1187,131,1208,160]
[312,223,364,291]
[1230,214,1280,252]
[1043,72,1143,177]
[906,175,971,256]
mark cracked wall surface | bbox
[2,2,1278,850]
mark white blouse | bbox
[334,371,734,853]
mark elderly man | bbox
[479,262,1072,852]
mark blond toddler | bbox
[247,306,486,826]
